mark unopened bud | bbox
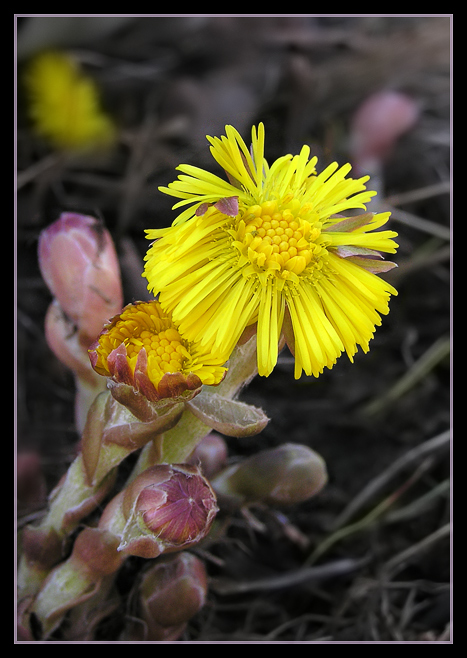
[211,443,327,509]
[17,451,47,514]
[188,432,228,478]
[38,212,123,349]
[88,300,228,418]
[136,552,208,641]
[118,464,218,558]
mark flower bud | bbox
[38,212,123,350]
[17,451,47,514]
[136,552,208,641]
[118,464,218,559]
[88,300,228,418]
[187,432,228,478]
[211,443,327,509]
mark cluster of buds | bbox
[27,464,217,639]
[16,383,184,601]
[18,215,269,608]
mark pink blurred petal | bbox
[350,90,420,171]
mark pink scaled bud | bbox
[349,90,420,174]
[135,552,208,641]
[118,464,218,559]
[38,213,123,349]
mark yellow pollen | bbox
[235,200,324,279]
[124,326,187,375]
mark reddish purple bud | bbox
[119,464,218,558]
[188,432,228,478]
[137,552,208,641]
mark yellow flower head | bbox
[143,124,399,379]
[89,301,227,401]
[24,50,116,152]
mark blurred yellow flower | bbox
[144,124,399,379]
[24,51,116,152]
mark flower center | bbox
[232,199,325,282]
[94,303,194,382]
[126,326,190,375]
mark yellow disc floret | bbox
[232,199,327,287]
[125,326,190,377]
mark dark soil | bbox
[16,16,451,643]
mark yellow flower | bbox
[24,51,116,152]
[89,301,227,401]
[144,124,398,379]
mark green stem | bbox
[160,410,212,465]
[160,335,259,464]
